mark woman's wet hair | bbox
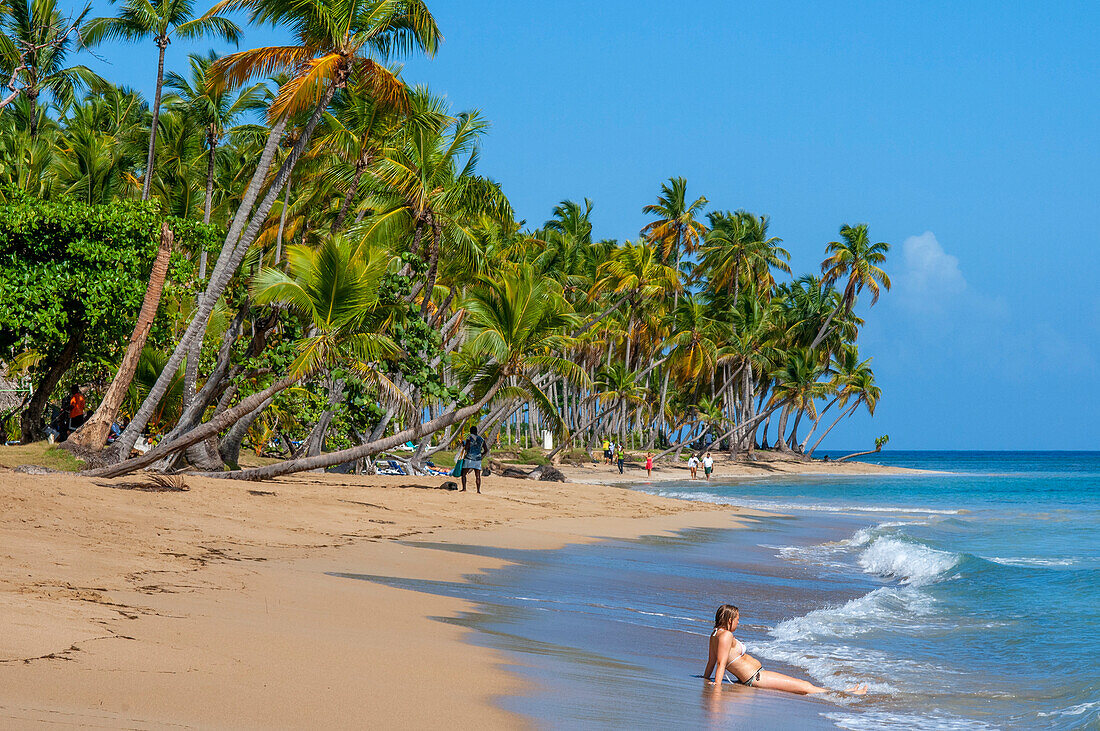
[714,604,739,628]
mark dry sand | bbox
[0,453,916,728]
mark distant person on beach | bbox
[704,604,867,695]
[702,452,714,481]
[459,426,489,493]
[687,454,699,480]
[645,452,654,478]
[603,438,612,464]
[60,385,85,441]
[616,445,624,474]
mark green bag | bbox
[450,458,464,477]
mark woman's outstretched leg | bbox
[754,670,828,694]
[754,670,868,695]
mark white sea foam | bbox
[986,555,1079,567]
[769,586,936,642]
[1037,700,1100,717]
[857,537,959,585]
[826,710,997,730]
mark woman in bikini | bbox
[703,604,867,695]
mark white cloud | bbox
[891,231,966,312]
[901,231,966,295]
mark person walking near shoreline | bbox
[702,451,714,481]
[645,452,654,478]
[459,426,489,493]
[616,444,625,474]
[688,454,699,480]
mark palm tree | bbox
[592,240,680,371]
[110,0,440,461]
[239,234,403,463]
[808,360,880,456]
[84,0,241,201]
[698,209,790,310]
[640,176,708,267]
[314,73,418,234]
[53,92,144,203]
[164,51,267,276]
[810,223,891,349]
[363,104,512,315]
[768,348,828,452]
[0,0,100,135]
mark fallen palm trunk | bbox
[83,375,300,479]
[195,378,503,481]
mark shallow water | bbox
[340,452,1100,729]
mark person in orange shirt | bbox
[62,385,86,440]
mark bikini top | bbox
[712,628,746,661]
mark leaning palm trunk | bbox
[84,375,301,478]
[113,81,338,461]
[808,402,859,457]
[200,129,217,276]
[218,393,275,469]
[835,443,883,463]
[302,377,345,461]
[800,395,841,453]
[111,115,286,459]
[774,405,791,451]
[201,377,505,481]
[67,223,174,450]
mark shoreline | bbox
[554,449,932,486]
[0,465,767,727]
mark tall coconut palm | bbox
[363,104,512,315]
[640,176,708,267]
[697,209,790,309]
[592,240,680,371]
[164,50,267,276]
[83,0,242,201]
[111,0,440,462]
[314,73,418,234]
[810,223,891,349]
[0,0,100,135]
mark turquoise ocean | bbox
[345,452,1100,728]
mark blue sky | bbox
[81,0,1100,449]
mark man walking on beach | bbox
[459,426,489,494]
[702,452,714,481]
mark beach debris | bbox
[95,474,189,492]
[247,489,276,496]
[14,464,53,474]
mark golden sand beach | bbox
[0,453,918,727]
